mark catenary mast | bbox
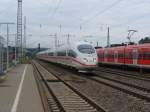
[17,0,23,63]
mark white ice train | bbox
[36,41,98,72]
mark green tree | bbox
[139,37,150,44]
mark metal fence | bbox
[0,36,5,75]
[9,46,15,66]
[0,35,18,75]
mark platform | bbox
[0,64,44,112]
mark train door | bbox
[114,51,118,63]
[104,50,108,62]
[132,49,138,65]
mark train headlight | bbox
[83,58,88,62]
[93,58,96,62]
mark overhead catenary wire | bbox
[111,11,150,40]
[47,0,54,15]
[95,0,150,29]
[49,0,62,19]
[113,12,150,28]
[79,0,149,28]
[81,0,123,25]
[97,11,150,32]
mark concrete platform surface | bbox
[0,64,44,112]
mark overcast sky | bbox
[0,0,150,48]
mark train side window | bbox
[121,53,124,58]
[104,51,108,58]
[102,53,104,58]
[138,50,144,59]
[78,44,95,54]
[98,52,104,58]
[138,53,142,59]
[148,53,150,59]
[104,53,107,58]
[125,52,132,59]
[142,52,150,60]
[97,53,100,58]
[129,52,131,59]
[108,53,111,58]
[111,53,114,58]
[118,53,123,58]
[125,52,128,58]
[57,51,66,56]
[68,50,77,58]
[126,52,131,59]
[142,52,146,59]
[48,52,54,56]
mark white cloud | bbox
[0,0,150,48]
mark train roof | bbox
[37,41,94,55]
[96,43,150,51]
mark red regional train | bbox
[96,43,150,68]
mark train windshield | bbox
[78,44,95,54]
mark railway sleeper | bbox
[90,76,150,102]
[34,61,106,112]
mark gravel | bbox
[39,61,150,112]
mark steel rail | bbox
[35,60,107,112]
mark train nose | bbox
[83,58,88,62]
[83,57,97,63]
[93,58,97,62]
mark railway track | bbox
[94,71,150,93]
[87,75,150,102]
[96,67,150,82]
[32,60,106,112]
[83,70,150,102]
[37,60,150,111]
[39,61,150,103]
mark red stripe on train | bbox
[38,56,97,67]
